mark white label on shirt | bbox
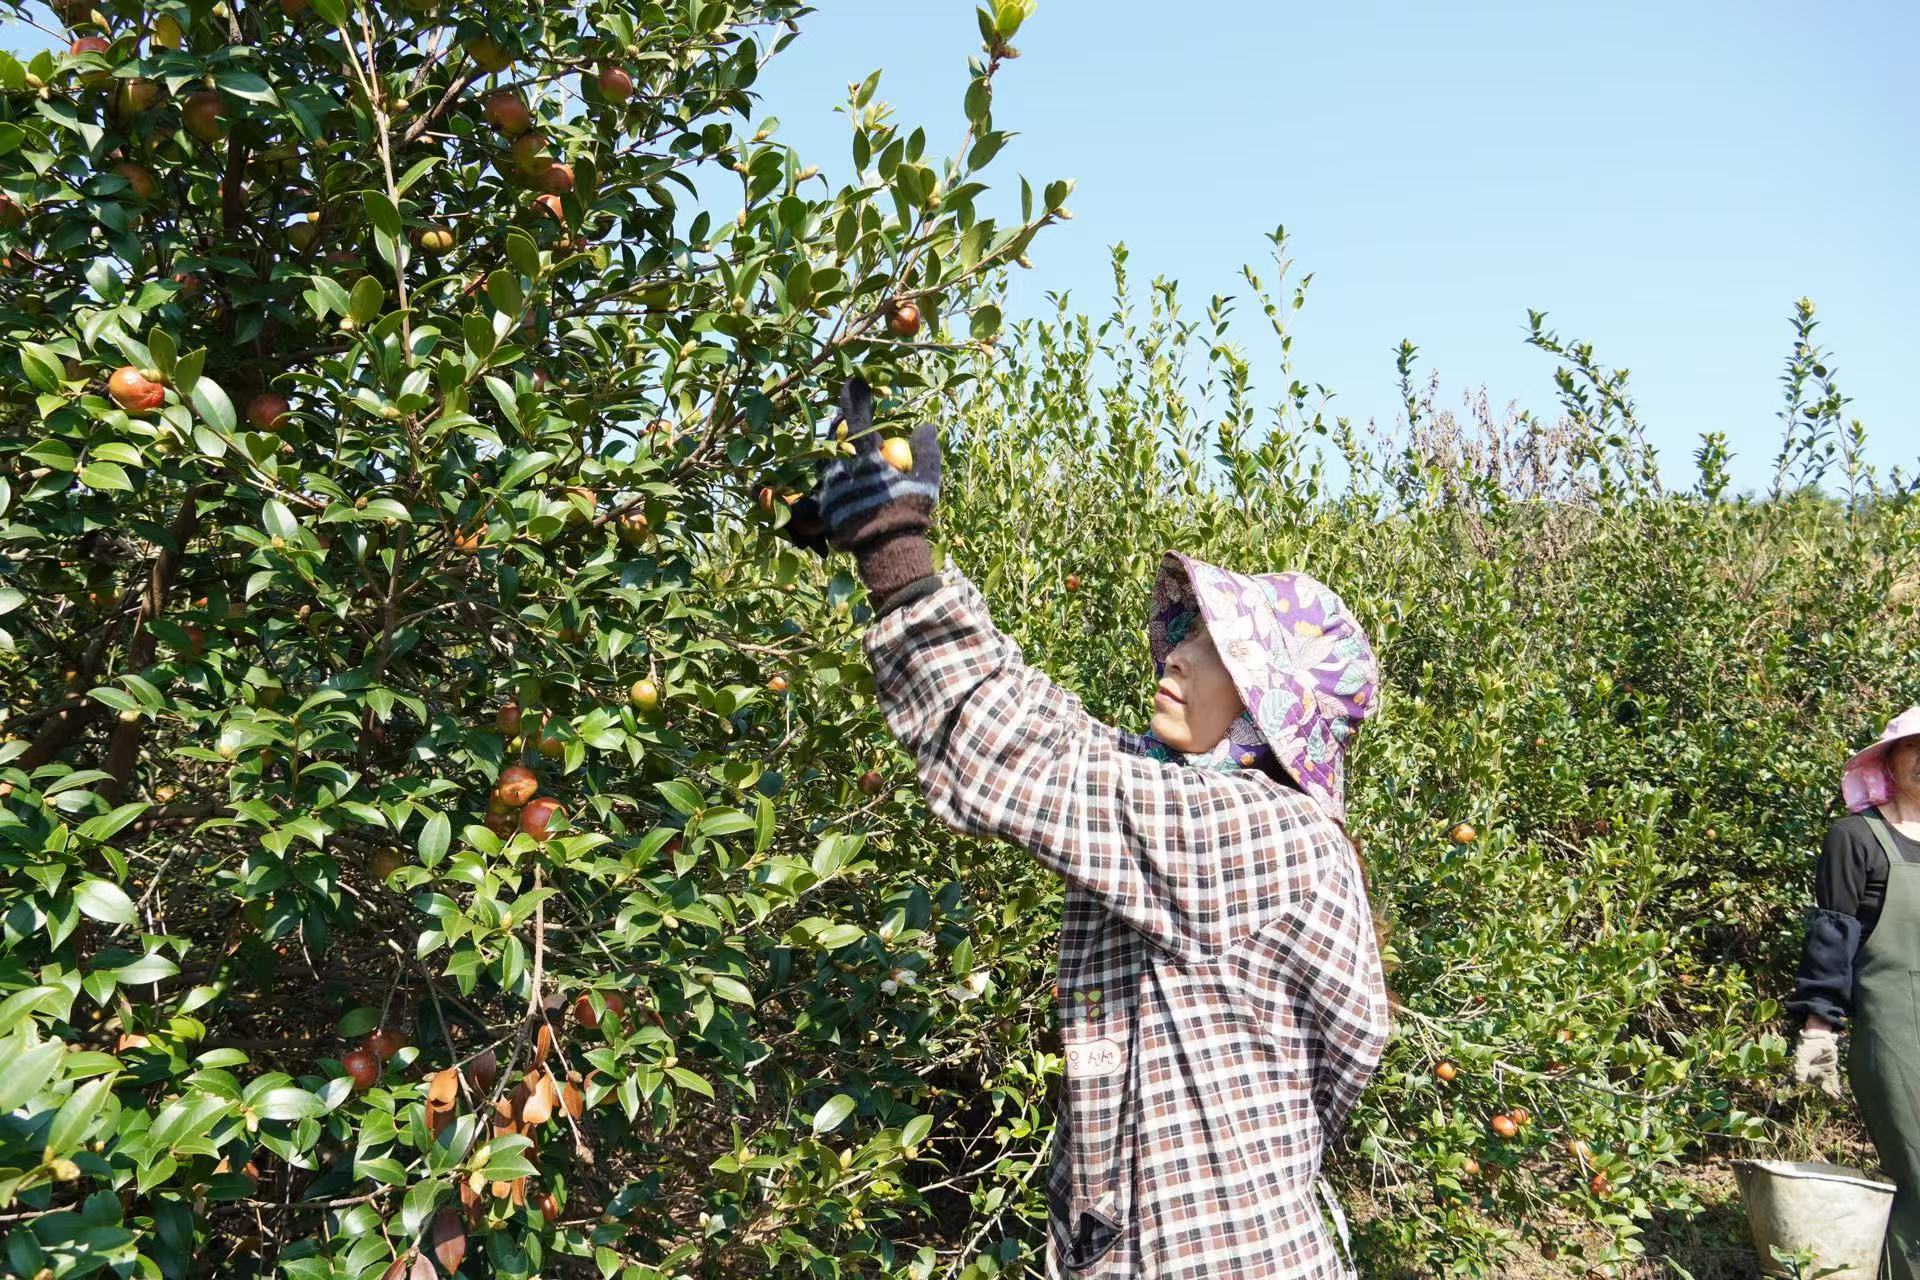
[1065,1036,1124,1078]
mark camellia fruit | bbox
[113,77,162,117]
[497,700,521,736]
[520,796,563,841]
[756,486,778,515]
[369,847,402,880]
[534,162,573,196]
[534,1190,559,1221]
[464,35,512,72]
[413,225,457,256]
[766,673,788,694]
[482,90,531,136]
[888,301,921,338]
[879,437,913,473]
[1489,1113,1518,1139]
[182,89,222,142]
[365,1028,407,1060]
[111,160,161,202]
[1589,1172,1609,1198]
[0,195,22,230]
[857,770,884,796]
[1448,822,1478,845]
[496,764,538,807]
[572,991,624,1029]
[1433,1060,1457,1082]
[596,66,633,101]
[629,679,660,711]
[108,366,165,414]
[507,131,549,173]
[247,392,290,431]
[1461,1157,1481,1176]
[286,222,319,254]
[1065,573,1082,592]
[343,1048,379,1091]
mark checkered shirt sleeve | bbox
[862,571,1330,962]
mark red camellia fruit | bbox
[533,1190,559,1221]
[572,991,625,1029]
[596,66,633,101]
[247,392,289,431]
[365,1029,407,1060]
[534,162,573,196]
[69,35,109,57]
[520,796,563,841]
[888,301,921,338]
[108,366,164,414]
[857,770,884,796]
[1489,1113,1518,1139]
[343,1048,379,1090]
[1065,573,1081,592]
[496,764,538,807]
[483,90,532,136]
[497,700,522,736]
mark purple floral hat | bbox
[1143,551,1380,826]
[1843,705,1920,813]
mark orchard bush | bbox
[0,0,1915,1276]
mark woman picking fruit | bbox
[783,377,1390,1278]
[1790,706,1920,1277]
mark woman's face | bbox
[1150,611,1246,753]
[1891,740,1920,805]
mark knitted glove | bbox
[1792,1025,1842,1100]
[783,376,941,607]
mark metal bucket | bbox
[1733,1159,1895,1279]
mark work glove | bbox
[782,376,942,608]
[1791,1024,1842,1100]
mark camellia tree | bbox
[0,0,1070,1273]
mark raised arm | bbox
[861,569,1332,960]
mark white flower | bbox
[889,966,918,987]
[880,979,898,995]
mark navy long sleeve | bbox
[1786,815,1920,1026]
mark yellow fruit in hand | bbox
[879,437,913,472]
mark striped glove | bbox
[784,377,941,608]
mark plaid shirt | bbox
[864,572,1391,1278]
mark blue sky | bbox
[751,1,1917,493]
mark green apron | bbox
[1848,807,1920,1280]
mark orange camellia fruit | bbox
[534,162,573,196]
[1448,822,1477,845]
[482,90,531,136]
[1589,1172,1610,1198]
[766,673,788,694]
[572,991,624,1029]
[247,392,290,431]
[111,160,161,202]
[1434,1060,1457,1083]
[1460,1157,1480,1176]
[108,366,165,414]
[1566,1138,1592,1160]
[1510,1106,1530,1126]
[1065,573,1081,592]
[495,764,538,807]
[629,679,660,711]
[879,437,913,473]
[888,301,921,338]
[1489,1113,1518,1139]
[520,796,563,841]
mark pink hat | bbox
[1842,705,1920,813]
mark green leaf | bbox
[254,1086,325,1121]
[191,375,237,435]
[215,69,278,103]
[812,1092,856,1134]
[78,803,149,843]
[79,460,133,491]
[499,451,558,490]
[970,305,1002,341]
[75,879,138,926]
[261,499,299,541]
[362,190,402,240]
[655,779,703,816]
[47,1075,116,1153]
[18,340,63,392]
[114,953,179,983]
[418,811,450,864]
[349,275,386,326]
[0,1040,63,1112]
